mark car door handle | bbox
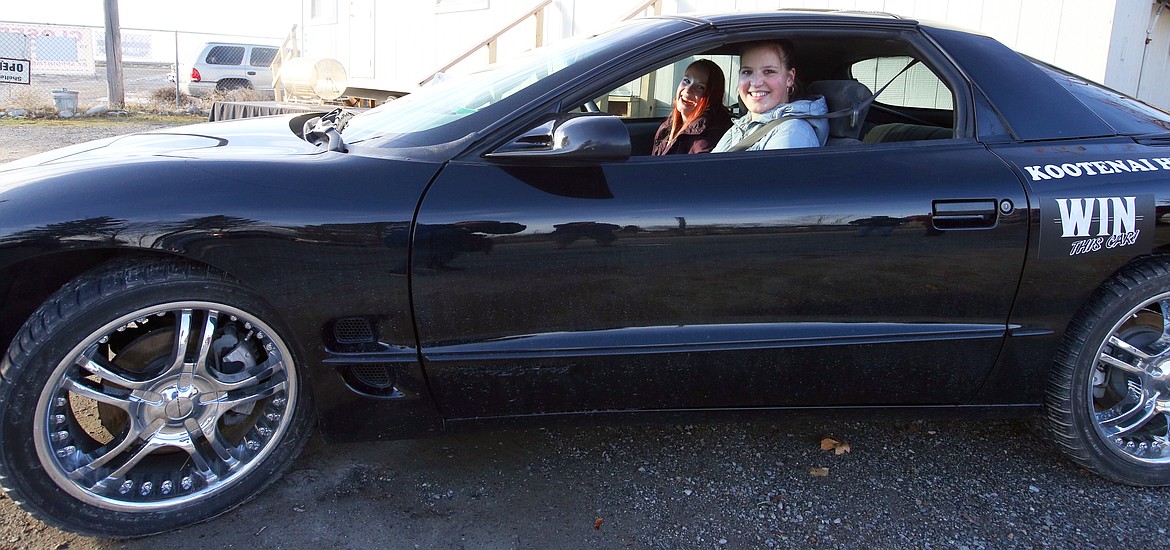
[932,199,1000,230]
[247,71,257,75]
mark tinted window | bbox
[1034,62,1170,135]
[343,21,661,142]
[250,47,278,67]
[206,46,244,66]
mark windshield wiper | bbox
[303,108,354,152]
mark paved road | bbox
[0,121,1168,549]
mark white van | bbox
[181,42,279,97]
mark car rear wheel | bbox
[216,79,253,92]
[1047,258,1170,485]
[0,260,313,537]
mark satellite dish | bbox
[281,58,349,101]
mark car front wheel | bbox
[0,260,313,537]
[1047,258,1170,486]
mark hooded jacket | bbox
[650,106,734,155]
[711,96,829,152]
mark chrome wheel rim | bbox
[1091,291,1170,464]
[33,302,296,511]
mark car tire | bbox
[0,260,313,537]
[1046,257,1170,486]
[216,79,253,92]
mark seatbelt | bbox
[728,59,921,152]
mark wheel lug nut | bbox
[246,439,260,451]
[140,481,153,496]
[181,477,193,491]
[119,480,133,494]
[55,397,66,407]
[52,431,69,442]
[161,480,173,495]
[55,446,75,458]
[52,414,65,425]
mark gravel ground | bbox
[0,118,201,164]
[1,119,1169,549]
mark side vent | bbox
[351,364,393,389]
[333,317,375,344]
[341,364,404,398]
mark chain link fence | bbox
[0,21,287,114]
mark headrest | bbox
[806,80,873,140]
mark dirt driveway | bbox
[1,119,1168,549]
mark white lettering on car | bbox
[1056,197,1136,238]
[1023,157,1170,181]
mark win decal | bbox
[1039,195,1155,259]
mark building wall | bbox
[1107,0,1170,108]
[301,0,1170,109]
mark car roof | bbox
[203,42,278,48]
[653,9,920,29]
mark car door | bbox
[408,25,1033,418]
[410,133,1029,418]
[248,46,278,89]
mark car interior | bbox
[579,33,958,156]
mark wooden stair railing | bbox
[271,25,300,103]
[419,0,552,87]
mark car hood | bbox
[0,115,322,173]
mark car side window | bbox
[851,56,957,143]
[206,46,245,66]
[852,56,952,110]
[251,47,278,67]
[589,54,739,119]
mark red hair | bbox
[667,59,726,144]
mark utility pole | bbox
[103,0,125,109]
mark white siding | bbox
[1108,0,1170,109]
[302,0,1170,110]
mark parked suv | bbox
[182,42,279,97]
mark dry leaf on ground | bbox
[809,467,830,477]
[594,517,604,530]
[820,437,852,455]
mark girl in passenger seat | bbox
[650,59,733,155]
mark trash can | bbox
[51,88,79,111]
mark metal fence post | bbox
[174,30,180,108]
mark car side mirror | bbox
[486,113,630,162]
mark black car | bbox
[2,10,1170,537]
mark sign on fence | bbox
[0,57,29,84]
[0,24,95,76]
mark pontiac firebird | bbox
[1,10,1170,537]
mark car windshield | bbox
[343,20,658,144]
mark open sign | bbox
[0,58,31,85]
